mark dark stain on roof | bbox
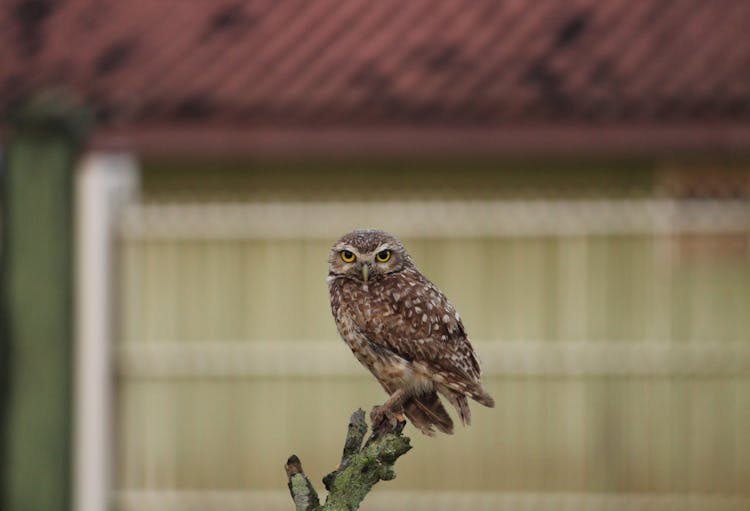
[555,13,589,49]
[173,94,215,120]
[210,4,246,31]
[12,0,54,56]
[94,39,136,76]
[425,44,461,72]
[204,2,256,41]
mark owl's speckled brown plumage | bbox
[328,229,494,435]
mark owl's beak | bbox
[361,264,370,283]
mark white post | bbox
[74,153,140,511]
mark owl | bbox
[328,229,494,435]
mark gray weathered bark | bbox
[285,409,411,511]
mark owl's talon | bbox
[370,405,404,433]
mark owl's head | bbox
[328,229,412,283]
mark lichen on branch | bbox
[285,409,412,511]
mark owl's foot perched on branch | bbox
[369,388,407,436]
[286,409,411,511]
[369,404,406,438]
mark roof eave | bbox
[87,122,750,160]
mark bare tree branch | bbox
[286,409,412,511]
[285,455,320,511]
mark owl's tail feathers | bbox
[404,392,454,436]
[442,390,472,426]
[472,385,495,408]
[440,385,494,427]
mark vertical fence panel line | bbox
[75,153,140,511]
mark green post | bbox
[1,93,90,511]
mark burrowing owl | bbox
[328,229,494,435]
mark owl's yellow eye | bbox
[375,249,391,262]
[340,250,356,263]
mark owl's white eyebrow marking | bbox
[374,243,392,253]
[334,243,361,256]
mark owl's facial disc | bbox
[329,231,409,284]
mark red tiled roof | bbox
[2,0,750,154]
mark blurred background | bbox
[2,1,750,511]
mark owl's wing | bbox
[353,273,482,385]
